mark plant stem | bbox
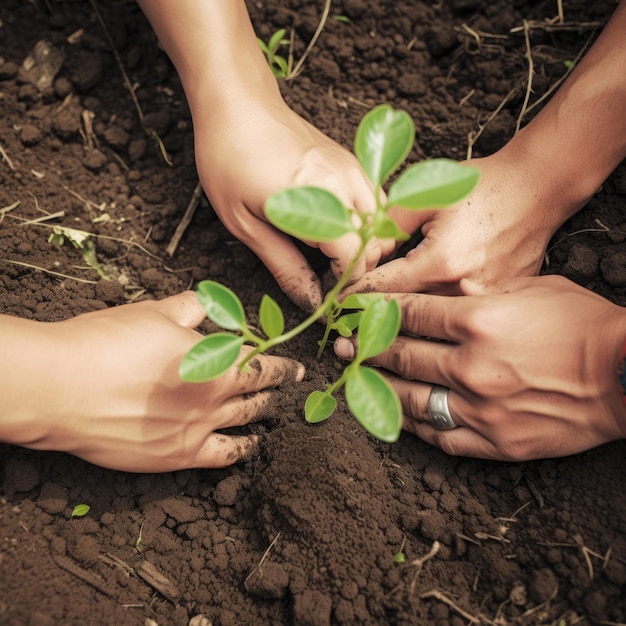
[238,236,369,369]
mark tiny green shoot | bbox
[257,29,291,78]
[49,225,108,279]
[180,104,479,442]
[257,0,332,81]
[394,535,406,564]
[71,504,90,518]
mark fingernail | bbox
[334,337,355,360]
[296,363,306,382]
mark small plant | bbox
[257,0,332,81]
[180,104,479,442]
[71,504,90,518]
[49,225,108,279]
[257,29,290,78]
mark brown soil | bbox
[1,1,625,625]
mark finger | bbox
[223,352,305,398]
[343,239,462,297]
[194,433,260,468]
[240,219,324,311]
[403,421,509,461]
[380,371,467,426]
[319,231,367,284]
[148,291,207,329]
[212,390,275,430]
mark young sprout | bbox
[257,29,290,78]
[180,104,479,442]
[71,504,91,518]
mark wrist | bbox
[618,338,626,408]
[0,317,59,448]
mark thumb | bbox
[195,433,260,469]
[150,291,207,329]
[247,220,324,312]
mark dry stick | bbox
[546,219,611,255]
[466,87,518,160]
[0,144,15,170]
[0,201,20,224]
[516,21,534,132]
[87,0,144,124]
[287,0,332,80]
[166,181,203,257]
[244,532,282,590]
[18,210,65,225]
[0,258,99,284]
[556,0,564,24]
[510,19,602,34]
[420,590,480,624]
[523,31,596,119]
[409,540,440,595]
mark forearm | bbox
[500,0,626,231]
[136,0,281,116]
[0,315,62,448]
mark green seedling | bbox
[49,225,108,279]
[71,504,90,518]
[180,104,479,442]
[257,0,332,80]
[257,29,290,78]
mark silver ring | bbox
[427,385,458,430]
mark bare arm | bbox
[350,1,626,295]
[0,294,304,472]
[137,0,389,310]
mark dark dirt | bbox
[1,1,625,625]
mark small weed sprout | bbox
[71,504,90,518]
[180,105,479,442]
[49,225,108,279]
[257,29,290,78]
[257,0,333,80]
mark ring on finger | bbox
[426,385,458,430]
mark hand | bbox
[194,98,394,311]
[345,150,567,297]
[334,276,626,460]
[3,292,304,472]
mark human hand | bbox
[345,149,573,296]
[6,292,304,472]
[194,98,394,311]
[334,275,626,460]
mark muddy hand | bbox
[335,276,626,460]
[1,292,305,473]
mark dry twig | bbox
[420,590,480,624]
[244,531,282,590]
[166,181,204,257]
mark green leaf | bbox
[273,55,289,77]
[372,213,410,241]
[394,552,406,564]
[265,186,355,242]
[354,104,414,188]
[340,293,384,310]
[345,365,402,442]
[333,311,362,337]
[71,504,90,518]
[259,294,285,339]
[196,280,246,331]
[268,28,287,53]
[355,298,401,362]
[257,37,269,54]
[387,159,480,210]
[305,391,337,423]
[179,333,243,382]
